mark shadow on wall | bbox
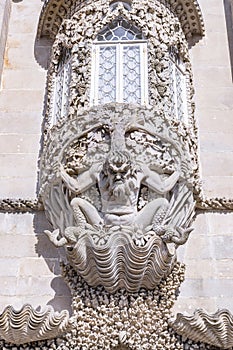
[33,212,72,315]
[34,37,53,70]
[224,0,233,82]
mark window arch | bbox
[51,48,72,125]
[90,18,148,105]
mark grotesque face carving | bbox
[103,151,131,185]
[101,150,136,199]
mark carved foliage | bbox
[40,105,195,291]
[37,0,205,42]
[44,0,194,124]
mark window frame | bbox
[51,54,72,126]
[169,53,188,123]
[90,39,149,106]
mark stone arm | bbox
[141,165,180,194]
[60,163,100,194]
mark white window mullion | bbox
[90,19,149,106]
[60,66,66,119]
[173,65,179,120]
[140,43,148,105]
[117,43,123,102]
[51,75,58,126]
[90,45,100,105]
[181,73,188,123]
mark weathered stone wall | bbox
[191,0,233,199]
[0,0,46,198]
[174,0,233,315]
[0,1,71,313]
[0,0,232,322]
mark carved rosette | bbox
[40,104,196,292]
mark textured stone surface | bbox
[0,0,46,198]
[0,212,72,314]
[191,0,233,199]
[0,0,232,348]
[173,309,233,349]
[175,212,233,315]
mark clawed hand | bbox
[44,229,68,247]
[158,225,193,246]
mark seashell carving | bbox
[171,309,233,349]
[65,229,176,293]
[0,304,69,345]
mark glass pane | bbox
[52,50,71,124]
[98,46,116,103]
[54,69,64,123]
[168,60,176,118]
[123,45,141,103]
[97,18,144,41]
[175,66,184,120]
[62,60,72,118]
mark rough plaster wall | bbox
[0,2,71,313]
[174,0,233,315]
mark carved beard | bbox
[111,178,136,200]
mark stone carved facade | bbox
[0,305,69,345]
[172,309,233,349]
[41,104,195,292]
[0,0,233,349]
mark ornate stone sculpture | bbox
[41,104,195,291]
[0,305,69,345]
[1,0,232,348]
[172,309,233,349]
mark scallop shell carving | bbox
[0,304,69,345]
[66,229,176,293]
[172,309,233,349]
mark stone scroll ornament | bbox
[41,104,196,293]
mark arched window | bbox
[168,48,188,122]
[51,48,71,125]
[90,18,148,105]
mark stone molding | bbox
[37,0,205,44]
[0,198,43,212]
[172,309,233,349]
[0,196,232,212]
[196,196,233,211]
